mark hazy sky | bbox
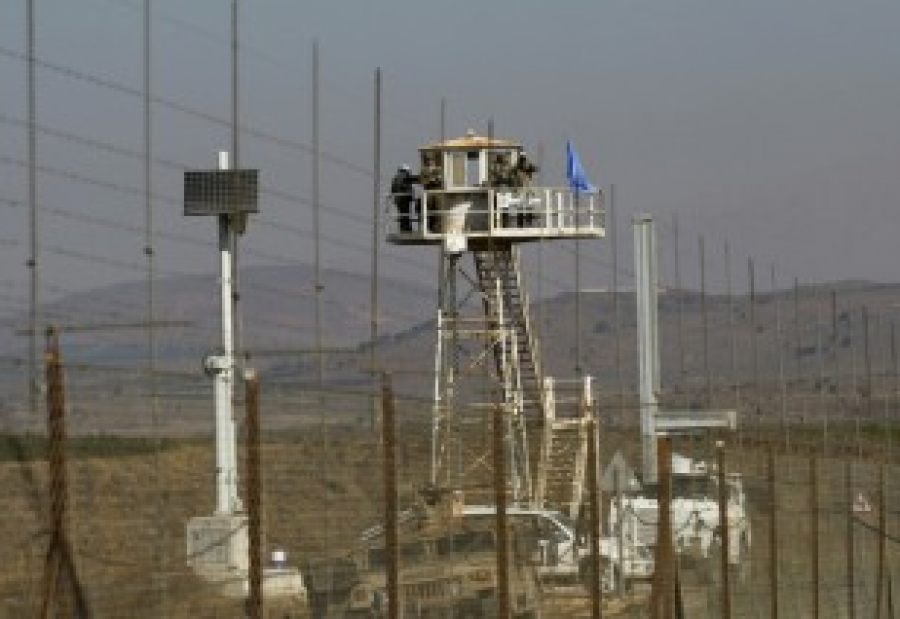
[2,0,900,313]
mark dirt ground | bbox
[0,420,897,617]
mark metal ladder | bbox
[535,377,592,519]
[473,246,545,420]
[473,245,591,518]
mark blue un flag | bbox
[566,140,596,195]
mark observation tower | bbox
[387,131,605,517]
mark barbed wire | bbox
[0,113,377,229]
[0,63,635,294]
[0,45,372,178]
[89,0,440,136]
[0,193,440,329]
[3,11,896,615]
[0,45,801,301]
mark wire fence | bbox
[3,4,900,618]
[3,349,900,617]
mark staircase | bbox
[473,247,545,420]
[535,377,592,519]
[473,245,591,519]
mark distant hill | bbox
[2,264,898,409]
[0,264,435,371]
[364,278,900,401]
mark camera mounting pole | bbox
[184,151,258,514]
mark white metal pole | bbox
[634,214,659,484]
[432,310,443,486]
[216,150,239,514]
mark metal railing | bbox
[384,187,605,239]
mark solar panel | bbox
[184,169,259,216]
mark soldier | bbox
[513,152,539,226]
[391,164,419,232]
[489,152,514,187]
[513,151,538,187]
[420,150,443,190]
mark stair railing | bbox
[509,246,546,417]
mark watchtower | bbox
[387,131,604,517]
[388,130,603,250]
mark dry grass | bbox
[0,419,897,617]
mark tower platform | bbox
[386,131,604,251]
[386,186,604,249]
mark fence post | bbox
[40,327,65,618]
[876,461,885,618]
[650,435,674,619]
[587,416,603,618]
[492,404,511,619]
[615,469,624,599]
[847,459,856,619]
[39,327,88,618]
[811,455,819,619]
[717,442,731,619]
[380,373,399,619]
[768,447,779,619]
[245,369,263,619]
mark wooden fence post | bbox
[717,442,731,619]
[876,461,885,618]
[587,417,603,618]
[651,436,674,619]
[493,404,511,619]
[245,369,263,619]
[380,373,399,619]
[768,447,779,619]
[811,456,819,619]
[39,327,88,618]
[847,459,856,619]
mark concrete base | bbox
[193,566,308,602]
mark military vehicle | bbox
[607,453,751,585]
[305,489,542,618]
[347,492,542,618]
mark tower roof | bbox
[420,131,520,152]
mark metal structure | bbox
[634,214,661,484]
[633,214,737,484]
[184,152,258,515]
[183,153,254,577]
[342,496,543,618]
[606,215,747,590]
[386,131,604,516]
[181,156,309,607]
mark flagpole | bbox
[565,140,596,378]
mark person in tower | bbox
[391,164,420,233]
[513,150,538,187]
[513,151,539,226]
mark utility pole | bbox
[27,0,38,414]
[313,41,324,393]
[673,215,684,380]
[370,68,382,430]
[700,235,710,405]
[612,187,623,423]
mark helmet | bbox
[400,164,411,172]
